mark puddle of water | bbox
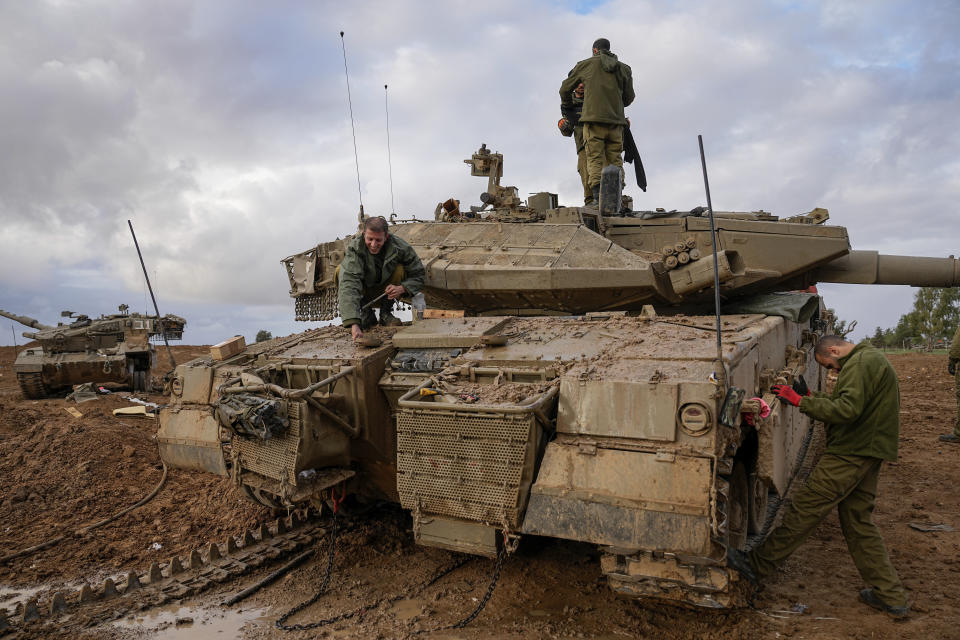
[0,585,44,612]
[113,604,266,639]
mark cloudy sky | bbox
[1,0,958,347]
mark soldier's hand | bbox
[771,384,802,407]
[950,361,957,376]
[351,324,363,341]
[385,284,406,300]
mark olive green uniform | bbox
[950,326,960,437]
[560,50,634,189]
[337,233,425,329]
[748,343,907,608]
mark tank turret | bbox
[4,306,186,398]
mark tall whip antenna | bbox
[697,135,725,387]
[384,83,396,215]
[128,220,176,371]
[340,31,364,220]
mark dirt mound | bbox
[0,345,266,589]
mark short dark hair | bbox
[363,216,389,234]
[592,38,610,51]
[815,335,849,357]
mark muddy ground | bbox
[0,345,957,639]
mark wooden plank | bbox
[211,335,246,361]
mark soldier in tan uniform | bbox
[941,325,960,443]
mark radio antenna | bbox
[340,31,364,220]
[384,84,396,215]
[697,135,725,387]
[128,220,176,371]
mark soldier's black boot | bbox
[859,588,909,619]
[360,308,377,330]
[725,549,758,585]
[379,299,403,327]
[590,185,600,208]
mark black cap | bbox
[592,38,610,51]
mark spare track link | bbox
[1,510,324,636]
[16,372,53,400]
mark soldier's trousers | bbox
[748,453,907,608]
[582,122,624,188]
[574,127,592,204]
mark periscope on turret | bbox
[157,144,958,609]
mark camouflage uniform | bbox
[748,343,907,609]
[950,326,960,438]
[560,49,634,190]
[337,233,425,329]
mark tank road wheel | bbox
[726,462,749,551]
[748,471,770,535]
[16,372,53,399]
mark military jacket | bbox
[949,325,960,362]
[799,343,899,461]
[560,50,634,126]
[338,233,425,328]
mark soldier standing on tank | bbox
[727,336,909,618]
[941,325,960,443]
[337,216,425,342]
[559,38,634,205]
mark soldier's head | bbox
[574,82,584,98]
[592,38,610,55]
[362,216,390,255]
[814,335,855,371]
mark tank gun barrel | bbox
[0,309,53,331]
[813,251,960,287]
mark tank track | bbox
[15,372,54,400]
[0,510,324,637]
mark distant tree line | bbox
[864,287,960,349]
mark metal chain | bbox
[275,511,477,632]
[274,514,341,631]
[451,544,507,629]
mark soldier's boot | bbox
[590,185,600,208]
[360,308,377,330]
[859,588,909,619]
[725,549,758,585]
[379,300,403,327]
[939,433,960,443]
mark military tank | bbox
[157,145,958,608]
[2,305,186,398]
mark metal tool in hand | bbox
[360,292,388,311]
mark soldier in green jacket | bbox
[941,325,960,443]
[337,216,425,341]
[559,38,634,204]
[727,336,909,618]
